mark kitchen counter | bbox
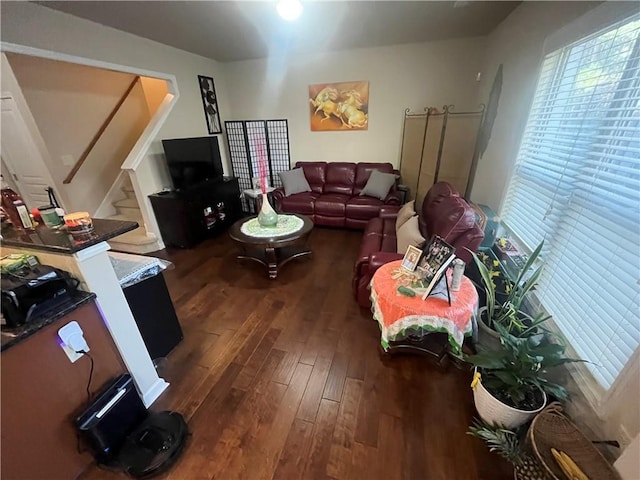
[0,217,169,408]
[1,291,96,352]
[1,295,126,480]
[1,218,138,254]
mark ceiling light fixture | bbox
[277,0,303,21]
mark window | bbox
[502,14,640,389]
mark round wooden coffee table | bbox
[229,214,313,279]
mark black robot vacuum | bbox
[76,374,188,478]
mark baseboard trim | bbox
[141,378,170,408]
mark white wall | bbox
[140,77,169,118]
[0,53,64,208]
[7,53,137,166]
[615,433,640,480]
[1,158,19,192]
[224,38,486,167]
[0,0,230,199]
[469,1,598,210]
[6,53,150,214]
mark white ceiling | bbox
[38,1,521,62]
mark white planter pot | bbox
[472,371,546,429]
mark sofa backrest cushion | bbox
[354,163,394,195]
[423,182,459,209]
[452,225,485,263]
[419,182,460,237]
[423,196,477,245]
[295,162,327,194]
[325,163,356,195]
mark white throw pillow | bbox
[395,200,416,230]
[396,215,426,254]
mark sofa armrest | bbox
[379,205,401,219]
[383,190,402,206]
[455,226,485,263]
[368,252,403,274]
[272,187,286,211]
[353,250,402,299]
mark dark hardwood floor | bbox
[80,227,512,480]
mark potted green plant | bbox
[472,241,546,346]
[467,322,577,429]
[468,419,549,480]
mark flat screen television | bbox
[162,136,224,191]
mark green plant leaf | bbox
[540,357,585,368]
[531,343,566,357]
[467,419,524,465]
[541,382,568,401]
[512,266,543,307]
[466,352,506,369]
[515,241,544,287]
[472,251,496,324]
[493,370,521,387]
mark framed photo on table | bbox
[401,245,423,272]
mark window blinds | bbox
[502,15,640,389]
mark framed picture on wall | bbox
[198,75,222,135]
[308,80,369,132]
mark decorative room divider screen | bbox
[225,119,290,213]
[399,105,484,205]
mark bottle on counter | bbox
[1,175,34,230]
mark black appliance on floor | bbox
[76,374,188,478]
[122,273,183,360]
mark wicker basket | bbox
[527,403,621,480]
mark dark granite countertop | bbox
[1,219,138,254]
[1,291,96,352]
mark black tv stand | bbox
[149,177,241,248]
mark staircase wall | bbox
[2,1,233,250]
[6,53,151,215]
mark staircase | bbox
[105,176,159,254]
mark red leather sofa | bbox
[272,162,402,229]
[353,182,484,307]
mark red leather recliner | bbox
[272,162,402,229]
[353,182,484,307]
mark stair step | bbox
[121,175,134,189]
[113,198,140,209]
[110,227,157,246]
[108,228,159,253]
[108,237,160,255]
[122,184,135,195]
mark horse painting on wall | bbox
[309,81,369,131]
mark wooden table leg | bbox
[266,247,278,279]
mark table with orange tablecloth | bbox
[370,260,478,356]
